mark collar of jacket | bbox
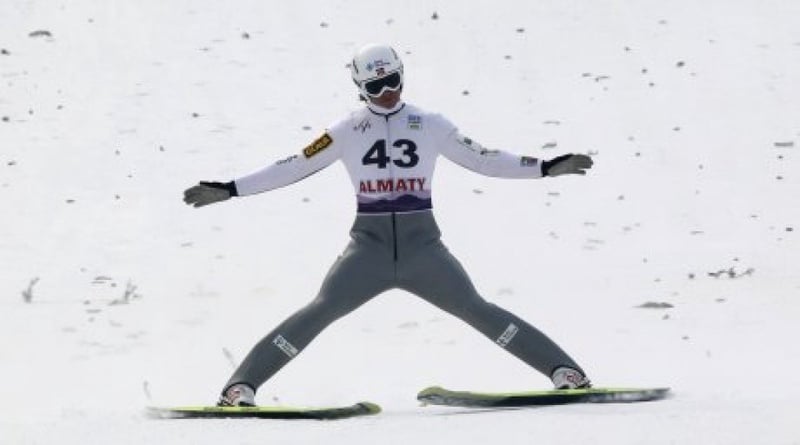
[367,101,406,117]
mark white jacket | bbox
[235,102,544,214]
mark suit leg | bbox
[224,238,393,391]
[399,241,585,377]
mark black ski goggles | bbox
[364,71,403,97]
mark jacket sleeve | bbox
[233,122,346,196]
[433,114,544,179]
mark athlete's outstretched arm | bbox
[437,124,592,179]
[183,133,340,208]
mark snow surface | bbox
[2,0,800,443]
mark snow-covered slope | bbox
[2,1,799,443]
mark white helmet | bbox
[350,44,404,99]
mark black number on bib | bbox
[362,140,392,169]
[362,139,419,169]
[393,139,419,168]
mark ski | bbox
[417,386,670,408]
[146,401,380,420]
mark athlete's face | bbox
[369,88,402,109]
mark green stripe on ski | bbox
[147,401,381,420]
[417,386,670,408]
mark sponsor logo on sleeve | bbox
[520,156,539,167]
[276,154,299,165]
[302,133,333,158]
[457,135,498,156]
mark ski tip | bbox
[356,401,382,414]
[417,386,448,406]
[417,386,444,397]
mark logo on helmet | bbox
[366,59,391,73]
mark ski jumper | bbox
[225,101,584,391]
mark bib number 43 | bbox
[362,139,419,168]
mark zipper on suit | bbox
[385,113,399,262]
[391,212,398,262]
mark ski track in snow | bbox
[1,1,799,444]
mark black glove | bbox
[542,154,593,176]
[183,181,238,208]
